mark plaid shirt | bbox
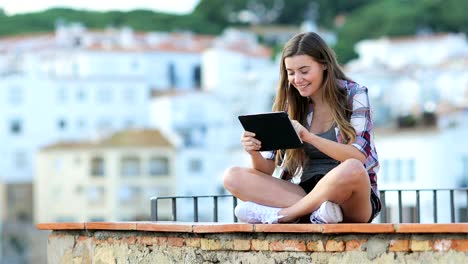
[266,80,380,195]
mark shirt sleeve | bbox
[262,150,276,160]
[350,85,373,158]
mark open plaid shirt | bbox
[266,80,380,195]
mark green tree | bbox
[334,0,468,63]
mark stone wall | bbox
[39,222,468,264]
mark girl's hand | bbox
[241,131,262,154]
[291,120,308,139]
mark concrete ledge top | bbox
[36,222,468,234]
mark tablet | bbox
[238,111,303,151]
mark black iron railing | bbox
[150,188,468,223]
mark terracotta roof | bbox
[101,129,173,147]
[0,31,271,57]
[42,129,174,151]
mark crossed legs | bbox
[223,158,372,223]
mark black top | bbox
[301,125,340,183]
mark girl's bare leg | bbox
[278,158,373,223]
[223,166,306,208]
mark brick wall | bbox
[38,222,468,264]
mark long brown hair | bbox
[272,32,356,177]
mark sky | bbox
[0,0,201,15]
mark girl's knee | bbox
[338,159,369,184]
[223,166,245,191]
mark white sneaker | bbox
[234,201,283,224]
[310,201,343,224]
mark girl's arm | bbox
[250,151,276,175]
[292,84,374,164]
[302,133,366,163]
[241,130,277,174]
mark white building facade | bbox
[0,23,275,185]
[346,33,468,223]
[35,129,177,223]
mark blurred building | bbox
[0,22,274,183]
[0,23,212,184]
[0,21,275,262]
[346,33,468,125]
[346,33,468,223]
[148,29,277,221]
[375,115,468,223]
[35,129,176,222]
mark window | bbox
[394,159,402,182]
[462,155,468,178]
[97,87,112,103]
[53,158,63,172]
[10,119,22,135]
[72,62,79,76]
[76,88,86,101]
[407,159,415,181]
[73,37,81,47]
[149,157,169,176]
[75,185,83,194]
[381,158,415,183]
[168,63,177,88]
[90,157,105,177]
[130,60,139,71]
[57,119,67,131]
[121,156,141,177]
[87,186,105,205]
[96,119,112,132]
[76,119,86,130]
[57,87,67,103]
[123,87,135,103]
[193,65,201,88]
[8,86,23,104]
[189,158,202,173]
[118,186,141,203]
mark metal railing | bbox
[150,188,468,223]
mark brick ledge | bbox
[36,222,468,234]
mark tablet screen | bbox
[238,112,303,151]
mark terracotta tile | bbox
[325,240,345,252]
[389,239,410,252]
[345,239,366,251]
[251,239,269,251]
[269,239,306,251]
[394,224,468,233]
[254,224,322,233]
[306,240,325,252]
[321,224,394,233]
[233,239,251,251]
[410,240,433,251]
[136,221,193,232]
[451,239,468,252]
[85,222,137,230]
[36,222,85,230]
[193,223,254,233]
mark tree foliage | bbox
[0,0,466,62]
[334,0,468,62]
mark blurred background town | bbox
[0,0,467,263]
